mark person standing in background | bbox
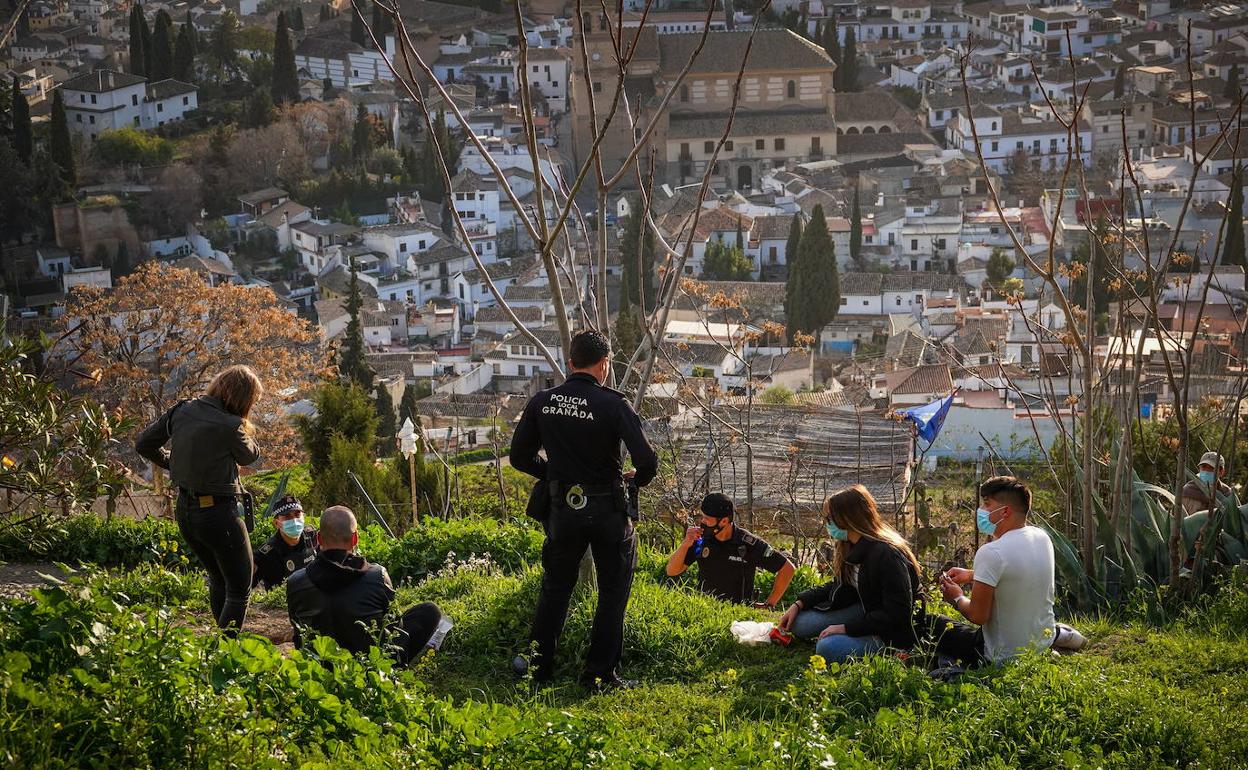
[137,365,264,637]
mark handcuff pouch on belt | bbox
[565,484,588,510]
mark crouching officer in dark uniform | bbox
[252,494,319,590]
[665,493,795,608]
[509,330,658,691]
[287,506,447,666]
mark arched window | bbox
[787,80,796,98]
[863,126,876,134]
[879,126,892,134]
[846,126,860,135]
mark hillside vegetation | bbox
[1,514,1246,768]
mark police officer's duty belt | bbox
[558,481,621,511]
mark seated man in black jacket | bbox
[287,506,446,665]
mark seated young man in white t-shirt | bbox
[925,476,1069,666]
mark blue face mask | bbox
[826,521,850,541]
[281,517,305,538]
[976,507,999,536]
[1198,470,1215,485]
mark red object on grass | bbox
[769,626,793,647]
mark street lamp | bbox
[398,418,420,525]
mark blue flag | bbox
[900,392,954,445]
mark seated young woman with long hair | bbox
[776,485,924,663]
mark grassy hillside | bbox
[1,516,1246,767]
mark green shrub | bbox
[243,464,313,503]
[92,127,175,167]
[0,515,187,569]
[448,446,510,466]
[360,516,544,584]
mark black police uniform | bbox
[509,371,658,683]
[684,526,788,604]
[252,527,319,590]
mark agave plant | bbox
[261,469,292,518]
[1041,472,1248,610]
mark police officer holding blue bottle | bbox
[509,330,658,691]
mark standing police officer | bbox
[665,493,795,608]
[509,330,658,690]
[252,494,319,590]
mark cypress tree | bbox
[613,302,641,376]
[849,184,863,263]
[1227,65,1242,100]
[111,241,132,279]
[436,109,460,172]
[12,76,32,165]
[842,27,859,93]
[353,103,375,159]
[788,204,837,343]
[823,18,842,91]
[403,145,419,183]
[49,89,75,185]
[372,2,392,36]
[350,6,366,45]
[140,12,153,77]
[784,212,803,265]
[185,12,198,55]
[418,139,442,200]
[128,6,147,76]
[173,22,195,81]
[1113,65,1125,98]
[272,11,299,105]
[339,259,375,391]
[783,213,802,325]
[292,6,305,31]
[319,4,332,22]
[735,216,744,251]
[150,10,174,80]
[619,197,657,309]
[375,386,397,453]
[399,382,420,425]
[1223,165,1246,267]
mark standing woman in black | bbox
[137,365,263,636]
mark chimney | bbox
[106,70,113,89]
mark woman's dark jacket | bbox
[135,395,260,495]
[796,537,923,649]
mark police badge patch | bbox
[286,559,295,572]
[700,547,709,558]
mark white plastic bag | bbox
[427,616,454,651]
[730,620,775,646]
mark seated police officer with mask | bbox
[665,493,795,609]
[287,506,446,666]
[252,494,318,590]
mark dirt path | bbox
[0,562,295,645]
[0,562,71,600]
